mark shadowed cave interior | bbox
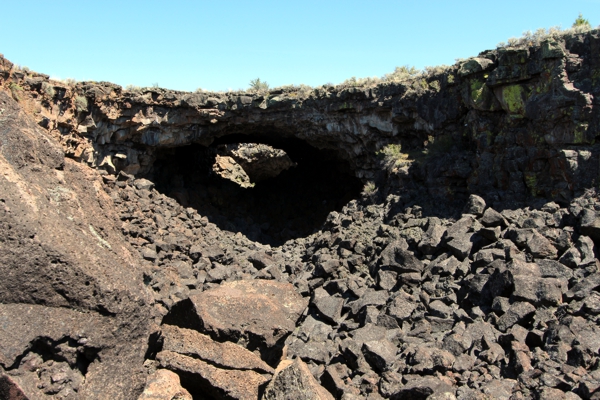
[147,135,363,246]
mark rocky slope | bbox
[1,29,600,399]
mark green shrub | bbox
[8,82,22,101]
[376,143,410,169]
[383,65,420,83]
[249,78,269,93]
[497,23,593,49]
[363,181,377,195]
[573,13,591,28]
[340,76,381,88]
[41,82,55,97]
[125,84,141,92]
[75,95,88,112]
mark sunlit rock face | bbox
[211,143,296,188]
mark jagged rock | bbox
[0,374,28,400]
[464,194,486,216]
[134,178,155,191]
[157,350,268,400]
[446,234,474,261]
[479,226,502,241]
[479,379,515,400]
[263,358,335,400]
[248,251,276,270]
[511,275,563,306]
[188,280,308,348]
[321,364,354,398]
[480,208,507,227]
[428,300,453,319]
[160,324,274,373]
[286,315,333,364]
[380,241,424,273]
[215,143,296,183]
[459,57,495,76]
[537,259,573,280]
[419,224,447,255]
[429,255,462,277]
[479,336,506,365]
[496,302,536,332]
[212,155,253,188]
[580,209,600,242]
[362,339,397,372]
[348,289,389,315]
[388,295,418,321]
[443,328,473,357]
[138,369,192,400]
[506,228,558,258]
[312,287,344,324]
[566,273,600,300]
[445,216,476,240]
[391,376,455,399]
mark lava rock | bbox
[138,369,192,400]
[189,280,308,349]
[263,358,335,400]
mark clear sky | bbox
[1,0,598,92]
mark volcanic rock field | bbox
[1,29,600,399]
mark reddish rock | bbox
[161,324,273,373]
[157,350,268,400]
[138,369,192,400]
[189,280,308,347]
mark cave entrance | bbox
[148,135,363,246]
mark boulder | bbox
[189,280,308,348]
[262,358,335,400]
[496,302,536,332]
[464,194,486,216]
[380,241,424,273]
[362,339,398,372]
[157,351,268,400]
[312,287,344,324]
[138,369,192,400]
[391,376,455,399]
[511,275,563,306]
[160,324,273,373]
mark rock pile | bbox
[104,168,600,399]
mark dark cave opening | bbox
[148,135,363,246]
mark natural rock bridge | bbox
[1,29,600,399]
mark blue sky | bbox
[1,0,598,92]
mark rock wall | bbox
[1,29,600,400]
[2,29,599,205]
